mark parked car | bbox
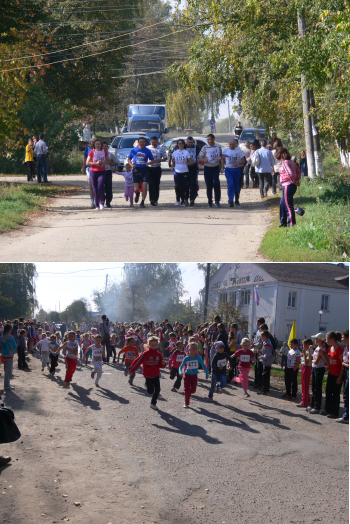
[108,134,151,171]
[238,127,266,145]
[161,136,208,167]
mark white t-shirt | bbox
[92,344,103,362]
[222,147,245,169]
[66,340,79,359]
[116,171,133,187]
[287,349,301,368]
[147,145,166,168]
[40,338,51,352]
[312,346,326,368]
[172,149,190,173]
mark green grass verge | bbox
[0,182,79,233]
[260,172,350,262]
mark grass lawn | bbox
[260,172,350,261]
[0,182,80,233]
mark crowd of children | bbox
[0,316,348,423]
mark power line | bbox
[111,70,167,78]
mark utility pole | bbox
[297,10,316,180]
[227,98,231,133]
[105,274,108,294]
[203,263,211,321]
[309,88,324,176]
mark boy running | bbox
[179,342,209,408]
[208,341,231,401]
[168,341,186,392]
[117,337,139,384]
[128,336,166,409]
[49,334,60,376]
[34,332,50,372]
[84,334,105,387]
[60,331,79,387]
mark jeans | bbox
[174,172,189,203]
[280,184,297,226]
[17,346,27,368]
[209,373,226,398]
[170,367,182,390]
[90,170,106,206]
[125,362,135,381]
[3,358,13,388]
[103,334,111,362]
[149,166,162,202]
[271,172,279,193]
[325,373,342,417]
[262,365,271,393]
[104,170,113,204]
[285,367,299,397]
[27,161,35,181]
[243,163,250,187]
[49,353,59,374]
[343,369,349,420]
[281,354,287,369]
[225,168,241,203]
[204,165,221,204]
[187,164,199,201]
[37,154,48,183]
[258,172,271,197]
[146,376,160,405]
[311,367,325,410]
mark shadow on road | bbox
[153,410,222,444]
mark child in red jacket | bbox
[168,340,186,392]
[128,336,166,410]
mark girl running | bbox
[60,331,79,387]
[233,338,255,398]
[179,342,209,408]
[117,337,139,385]
[84,334,105,387]
[114,164,134,207]
[168,341,186,392]
[49,335,60,376]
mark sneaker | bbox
[181,202,186,207]
[42,368,44,372]
[229,202,234,207]
[150,404,158,410]
[90,203,95,209]
[91,370,95,379]
[95,382,100,387]
[175,201,180,206]
[135,192,140,203]
[154,201,158,206]
[208,397,214,402]
[106,203,112,208]
[64,383,70,387]
[190,200,194,206]
[5,385,15,390]
[150,200,155,206]
[128,379,133,385]
[171,387,177,392]
[140,200,145,208]
[99,204,104,210]
[327,414,335,418]
[335,418,349,424]
[215,202,221,207]
[296,403,305,407]
[124,369,128,376]
[95,207,100,211]
[125,196,129,201]
[244,392,249,398]
[216,387,221,393]
[183,403,189,408]
[208,203,212,208]
[305,406,312,412]
[281,393,289,398]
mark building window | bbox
[286,323,293,339]
[240,290,251,306]
[321,295,330,311]
[320,325,327,332]
[288,292,297,308]
[219,292,227,304]
[230,292,236,306]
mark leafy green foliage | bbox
[0,263,38,318]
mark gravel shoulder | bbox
[1,353,348,524]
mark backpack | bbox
[251,150,260,167]
[0,405,21,444]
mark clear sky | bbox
[34,263,205,313]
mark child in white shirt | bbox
[115,164,134,206]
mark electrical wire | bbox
[111,70,167,78]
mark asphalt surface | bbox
[1,353,348,524]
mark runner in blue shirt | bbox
[127,137,155,208]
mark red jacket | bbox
[128,348,166,378]
[168,349,186,370]
[279,160,302,185]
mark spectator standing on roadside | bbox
[297,338,314,408]
[282,338,301,400]
[322,331,344,419]
[103,141,116,208]
[81,139,95,208]
[336,330,349,424]
[271,138,283,194]
[239,140,252,189]
[197,134,222,208]
[276,147,302,227]
[0,323,17,390]
[25,138,35,182]
[281,341,289,369]
[234,121,243,139]
[34,133,49,184]
[300,151,307,176]
[253,139,275,199]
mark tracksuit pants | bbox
[174,172,189,203]
[187,164,199,201]
[170,367,182,390]
[204,165,221,204]
[41,351,49,369]
[184,373,198,405]
[280,184,297,226]
[149,166,162,202]
[258,172,270,197]
[342,369,349,420]
[311,367,325,410]
[3,358,13,388]
[285,367,299,397]
[225,168,241,203]
[262,365,271,393]
[301,365,312,406]
[65,357,78,383]
[325,373,342,417]
[104,170,113,205]
[49,353,59,374]
[90,170,106,206]
[17,345,27,368]
[146,376,161,405]
[92,360,103,384]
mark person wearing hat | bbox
[307,333,327,414]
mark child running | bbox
[34,332,51,372]
[168,340,186,392]
[117,336,139,384]
[60,331,79,387]
[81,333,92,364]
[48,334,60,376]
[208,341,231,402]
[115,164,134,206]
[233,338,255,398]
[179,342,209,408]
[128,336,166,409]
[84,334,105,387]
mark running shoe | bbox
[99,204,104,210]
[140,201,145,208]
[91,370,95,379]
[150,200,155,206]
[95,207,100,211]
[208,397,214,402]
[181,202,186,207]
[183,403,189,408]
[95,383,100,387]
[150,404,158,410]
[190,200,194,206]
[175,201,180,206]
[135,192,140,203]
[335,418,349,424]
[171,387,177,392]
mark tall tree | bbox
[61,298,92,325]
[0,263,37,319]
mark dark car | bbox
[238,127,266,145]
[161,136,208,167]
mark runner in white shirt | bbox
[84,334,105,387]
[147,137,167,206]
[34,333,50,372]
[171,139,193,207]
[221,139,246,207]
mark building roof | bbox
[256,263,349,290]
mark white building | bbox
[202,263,349,342]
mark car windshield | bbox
[240,129,265,140]
[119,137,151,148]
[130,120,161,132]
[111,136,122,148]
[129,106,165,118]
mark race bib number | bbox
[176,354,184,362]
[93,356,102,362]
[187,360,198,370]
[240,354,250,363]
[217,358,226,368]
[187,147,197,161]
[206,147,219,162]
[126,351,136,360]
[93,150,105,162]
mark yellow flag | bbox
[288,321,297,349]
[188,323,191,330]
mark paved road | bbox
[1,354,348,524]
